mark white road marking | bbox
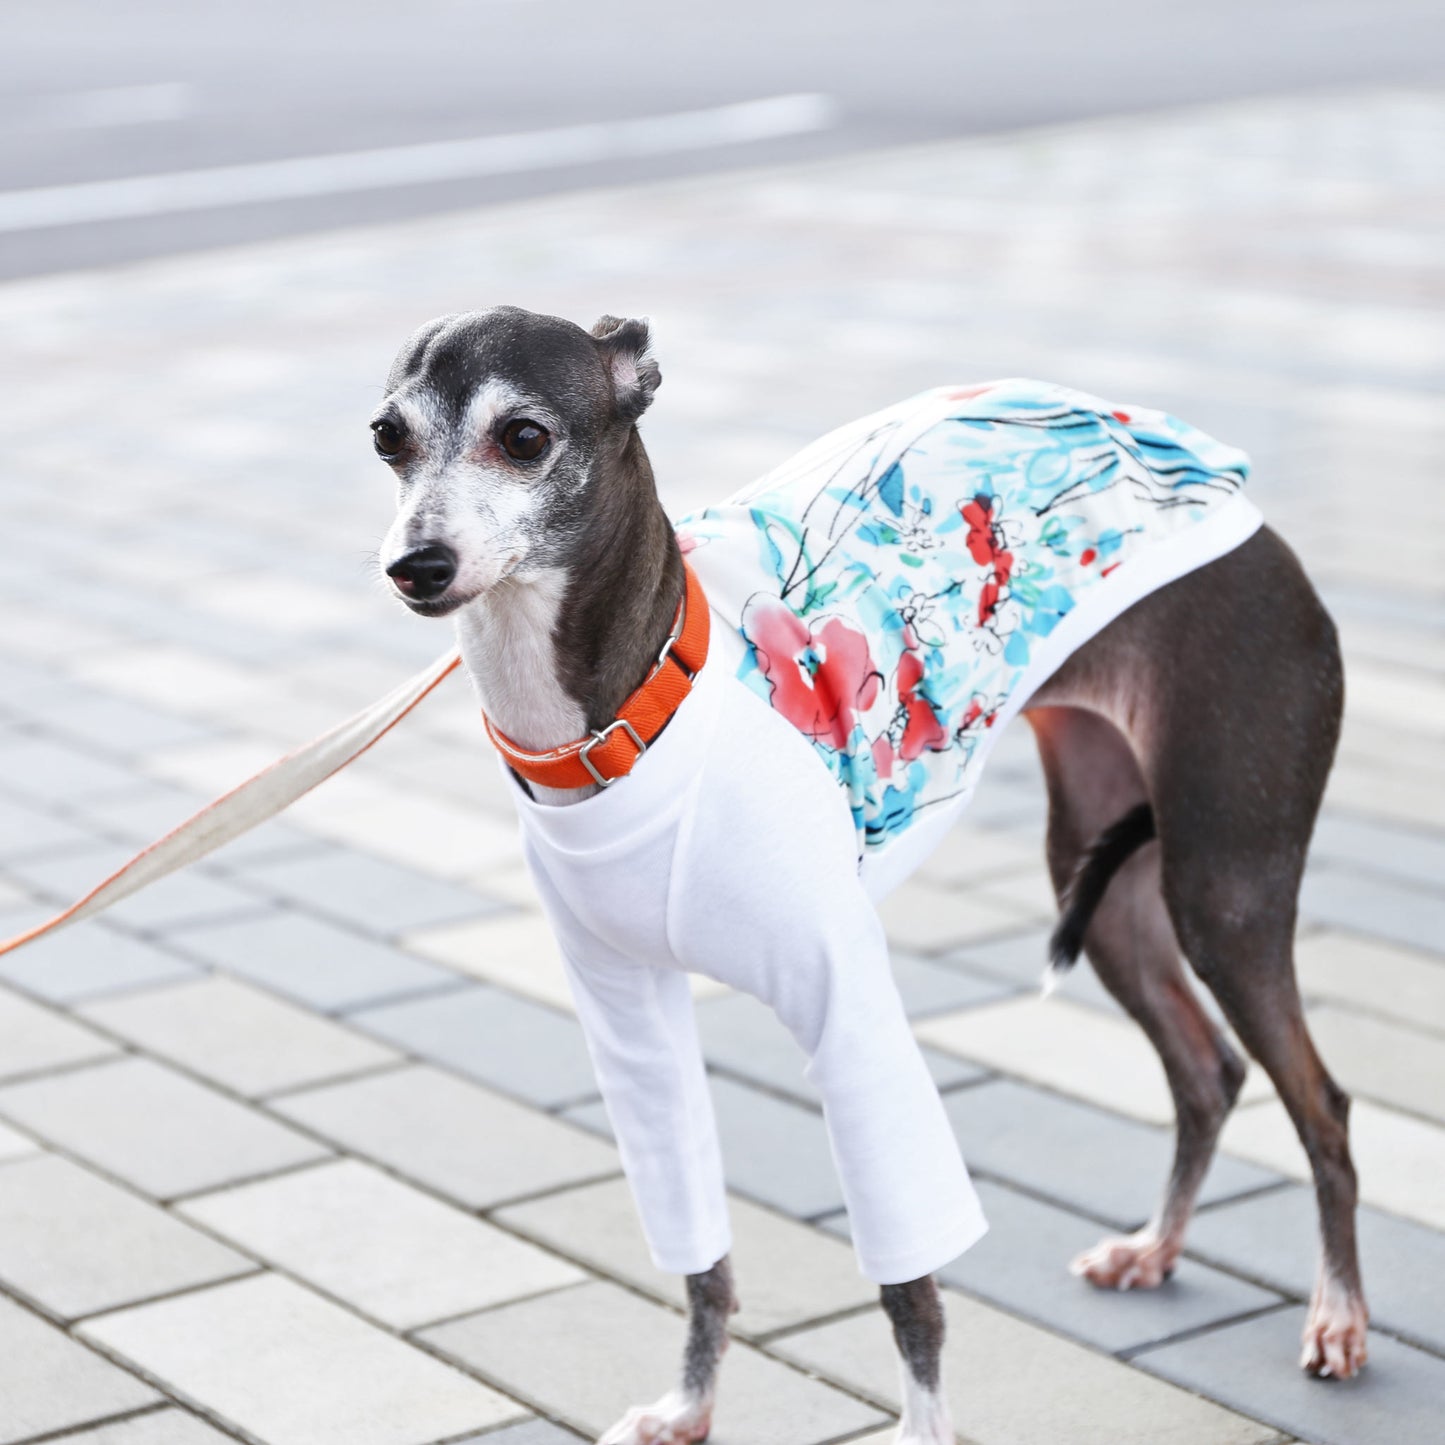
[15,82,196,132]
[0,93,839,234]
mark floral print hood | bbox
[676,380,1251,856]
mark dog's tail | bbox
[1043,801,1157,994]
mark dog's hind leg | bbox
[1026,705,1247,1290]
[1035,527,1364,1375]
[881,1275,952,1444]
[1136,543,1365,1376]
[597,1257,736,1445]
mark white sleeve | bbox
[523,841,731,1277]
[670,683,988,1283]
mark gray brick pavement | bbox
[0,84,1441,1445]
[352,984,600,1109]
[167,909,462,1013]
[1136,1308,1445,1445]
[0,923,202,1005]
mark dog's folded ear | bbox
[591,315,662,423]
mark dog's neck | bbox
[454,427,683,805]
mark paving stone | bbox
[917,995,1272,1125]
[237,846,502,936]
[352,984,599,1108]
[942,1079,1281,1228]
[451,1423,583,1445]
[272,1065,618,1209]
[568,1074,844,1220]
[496,1174,875,1339]
[8,843,269,931]
[695,991,985,1107]
[19,684,217,757]
[400,910,582,1012]
[1294,931,1445,1036]
[0,1117,39,1162]
[72,646,310,729]
[973,868,1061,918]
[1322,762,1445,834]
[0,876,33,914]
[180,1157,585,1330]
[1305,1004,1445,1123]
[0,653,59,699]
[1299,866,1445,957]
[1222,1097,1445,1231]
[0,793,98,862]
[80,975,399,1098]
[287,780,525,881]
[1135,1306,1445,1445]
[69,781,322,864]
[1189,1183,1445,1357]
[420,1279,887,1444]
[942,925,1124,1013]
[0,1057,328,1200]
[0,1292,158,1444]
[52,1408,240,1444]
[876,876,1038,954]
[963,773,1051,830]
[0,986,118,1081]
[0,1153,255,1321]
[0,736,146,806]
[456,863,547,909]
[929,1179,1281,1354]
[0,921,201,1004]
[1310,811,1445,896]
[890,949,1020,1018]
[80,1272,527,1445]
[914,823,1046,887]
[774,1285,1276,1445]
[401,910,729,1011]
[168,909,462,1012]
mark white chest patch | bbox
[454,568,596,805]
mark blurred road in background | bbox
[2,0,1445,278]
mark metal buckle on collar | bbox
[656,595,697,680]
[579,717,646,788]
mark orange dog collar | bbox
[484,562,710,790]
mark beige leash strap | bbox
[0,648,463,959]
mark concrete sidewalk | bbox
[0,87,1442,1445]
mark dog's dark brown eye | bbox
[501,419,549,461]
[372,420,404,458]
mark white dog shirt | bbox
[508,382,1262,1283]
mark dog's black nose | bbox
[387,544,457,601]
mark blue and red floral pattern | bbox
[678,380,1251,853]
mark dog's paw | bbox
[1300,1281,1369,1379]
[892,1416,954,1444]
[597,1389,712,1445]
[1069,1227,1180,1291]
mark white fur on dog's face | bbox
[377,378,583,616]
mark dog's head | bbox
[375,306,660,616]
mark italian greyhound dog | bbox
[375,306,1363,1443]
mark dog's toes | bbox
[1070,1230,1179,1291]
[1300,1290,1369,1381]
[597,1392,712,1445]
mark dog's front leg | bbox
[882,1276,953,1444]
[598,1256,737,1444]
